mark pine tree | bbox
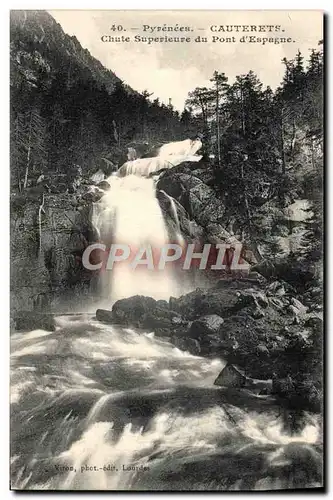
[210,71,228,168]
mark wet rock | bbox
[112,295,157,326]
[171,336,201,356]
[188,314,224,339]
[11,193,95,313]
[244,376,273,395]
[190,166,215,185]
[157,171,225,225]
[97,180,111,191]
[266,280,286,296]
[142,307,184,331]
[214,363,272,394]
[90,169,106,184]
[81,186,105,203]
[290,297,308,314]
[13,311,55,332]
[96,309,114,323]
[170,287,239,320]
[236,288,269,309]
[214,364,246,388]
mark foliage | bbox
[10,10,188,188]
[183,43,323,289]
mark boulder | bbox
[235,288,269,319]
[81,186,105,203]
[112,295,157,326]
[244,376,273,395]
[171,336,201,356]
[97,180,111,191]
[190,167,215,185]
[290,297,308,315]
[157,171,225,225]
[13,311,55,332]
[266,281,286,296]
[96,309,114,323]
[170,287,239,320]
[214,363,273,394]
[142,307,185,332]
[188,314,224,339]
[236,288,269,309]
[214,364,246,388]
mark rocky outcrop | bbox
[100,295,188,337]
[157,170,225,227]
[11,192,97,313]
[96,280,322,413]
[214,363,273,394]
[188,314,224,339]
[112,295,158,326]
[13,311,55,331]
[169,285,240,320]
[96,308,114,323]
[214,364,246,388]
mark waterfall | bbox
[91,139,202,303]
[92,174,179,303]
[118,139,203,178]
[158,189,184,246]
[118,154,202,177]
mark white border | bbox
[1,1,331,498]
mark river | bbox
[10,314,322,491]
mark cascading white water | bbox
[158,189,184,246]
[118,138,202,177]
[92,174,183,303]
[92,140,202,303]
[10,315,323,491]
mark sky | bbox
[49,10,323,111]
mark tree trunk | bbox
[23,113,33,189]
[240,83,246,136]
[198,96,208,135]
[280,107,286,175]
[38,193,45,252]
[290,117,296,156]
[216,81,221,169]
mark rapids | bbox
[10,315,322,491]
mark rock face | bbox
[13,311,55,331]
[157,169,225,227]
[11,193,97,313]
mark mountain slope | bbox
[10,10,185,189]
[10,10,124,94]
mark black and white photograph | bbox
[9,9,324,491]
